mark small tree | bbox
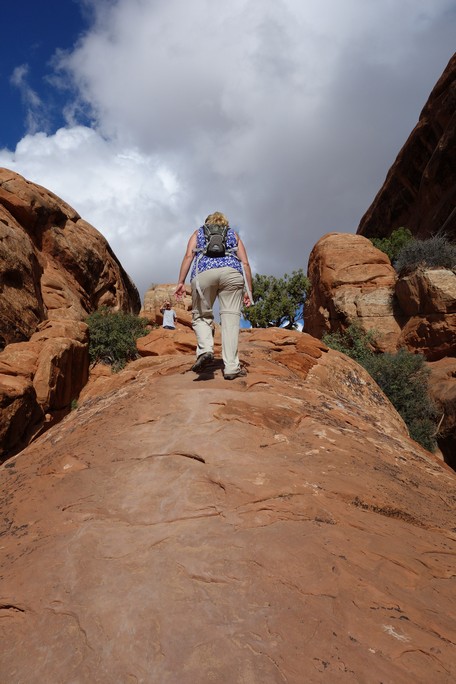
[370,227,414,263]
[243,269,311,329]
[86,308,149,371]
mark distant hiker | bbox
[174,212,253,380]
[160,301,177,330]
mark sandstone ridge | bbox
[305,232,456,466]
[1,328,455,683]
[357,52,456,241]
[0,168,141,457]
[305,232,456,360]
[0,168,140,347]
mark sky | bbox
[1,0,455,299]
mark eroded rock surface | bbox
[396,268,456,360]
[0,320,89,456]
[428,357,456,471]
[305,233,456,463]
[141,283,193,327]
[357,52,456,241]
[1,328,455,683]
[305,232,402,351]
[305,234,456,361]
[0,167,140,348]
[0,168,141,457]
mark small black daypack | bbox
[192,222,253,306]
[203,223,229,257]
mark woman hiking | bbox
[174,212,252,380]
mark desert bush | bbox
[363,350,437,451]
[323,325,437,451]
[86,308,149,371]
[322,323,376,364]
[370,227,414,263]
[395,235,456,274]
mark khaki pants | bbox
[191,267,244,374]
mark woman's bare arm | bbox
[236,235,253,306]
[174,231,197,299]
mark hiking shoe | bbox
[223,368,247,380]
[191,352,214,372]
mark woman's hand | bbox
[243,292,252,307]
[174,283,186,300]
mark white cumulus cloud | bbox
[10,64,49,134]
[1,0,455,298]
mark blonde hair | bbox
[205,211,229,227]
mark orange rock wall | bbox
[305,232,403,351]
[306,232,456,360]
[0,168,140,349]
[0,168,141,458]
[357,52,456,241]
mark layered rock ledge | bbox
[0,168,141,456]
[357,52,456,241]
[1,329,455,683]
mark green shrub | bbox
[395,235,456,274]
[322,323,376,364]
[363,350,437,451]
[370,227,414,263]
[323,325,437,451]
[244,269,311,329]
[86,308,149,371]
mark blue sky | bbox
[1,1,89,148]
[1,1,455,298]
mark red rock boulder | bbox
[0,320,89,457]
[0,167,140,349]
[395,267,456,359]
[428,357,456,469]
[136,327,197,357]
[141,283,193,327]
[0,168,141,458]
[305,232,402,351]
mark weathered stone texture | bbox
[428,357,456,470]
[0,168,141,457]
[357,52,456,241]
[305,232,402,351]
[1,329,455,683]
[0,167,140,349]
[306,233,456,359]
[0,320,90,458]
[141,283,193,327]
[396,268,456,316]
[305,233,456,464]
[397,313,456,361]
[136,327,197,357]
[394,268,456,359]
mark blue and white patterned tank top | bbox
[190,227,242,281]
